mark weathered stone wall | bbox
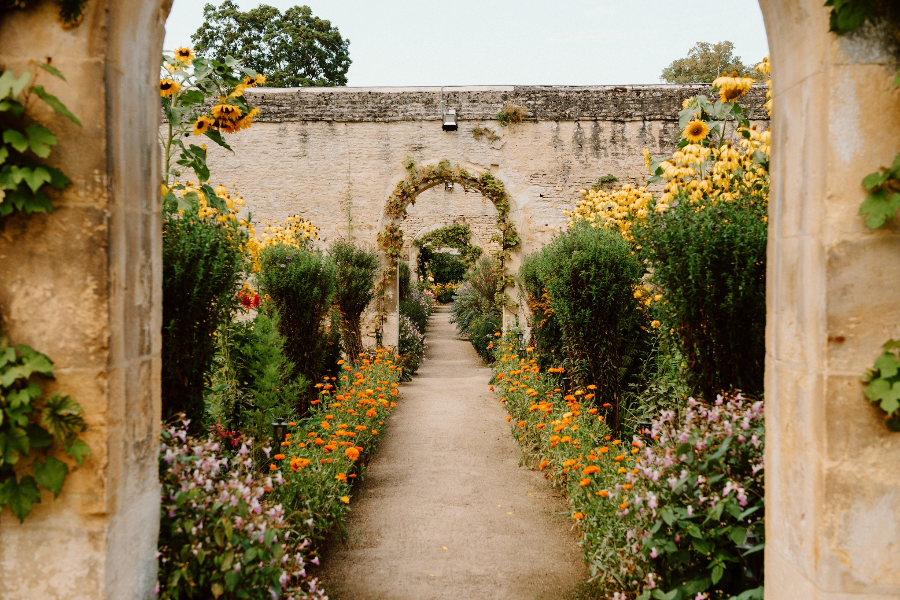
[0,1,166,599]
[203,84,770,262]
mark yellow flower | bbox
[683,120,710,144]
[711,72,755,102]
[211,103,243,123]
[174,46,195,65]
[651,320,661,328]
[340,496,350,504]
[193,115,214,135]
[159,78,180,98]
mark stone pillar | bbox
[382,258,401,348]
[0,1,167,598]
[762,0,900,596]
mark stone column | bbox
[762,0,900,596]
[0,1,167,598]
[382,258,401,348]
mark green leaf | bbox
[204,128,232,152]
[660,507,676,526]
[42,394,86,444]
[676,442,692,456]
[64,438,91,466]
[862,171,889,192]
[0,71,32,99]
[22,166,52,193]
[0,475,41,523]
[711,564,725,585]
[733,586,765,600]
[25,424,53,449]
[3,129,28,153]
[202,184,228,212]
[864,376,891,402]
[859,189,900,229]
[33,456,68,497]
[878,382,900,414]
[178,90,205,105]
[874,352,900,378]
[220,549,234,572]
[225,570,240,592]
[24,124,57,158]
[740,542,765,556]
[31,86,81,126]
[651,589,678,600]
[729,526,748,545]
[211,582,224,599]
[37,63,67,81]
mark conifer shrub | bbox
[256,244,336,409]
[531,222,650,429]
[330,240,379,358]
[635,193,767,399]
[162,211,247,422]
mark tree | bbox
[192,2,351,88]
[660,41,754,84]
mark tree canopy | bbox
[660,41,755,84]
[191,2,351,88]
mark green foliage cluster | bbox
[635,193,767,400]
[162,211,248,423]
[0,337,90,523]
[419,249,466,286]
[861,340,900,431]
[413,223,482,267]
[0,64,79,218]
[660,41,755,84]
[519,252,564,369]
[256,244,337,406]
[331,240,379,358]
[451,256,504,363]
[521,222,650,429]
[192,0,351,88]
[207,310,306,457]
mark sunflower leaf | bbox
[204,128,232,152]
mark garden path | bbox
[321,306,587,599]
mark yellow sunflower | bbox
[711,72,755,102]
[683,120,710,144]
[193,115,215,135]
[159,78,180,98]
[254,73,266,86]
[174,46,195,65]
[212,103,242,122]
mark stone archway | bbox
[1,0,899,597]
[377,159,520,346]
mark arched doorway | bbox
[1,0,900,597]
[376,159,520,346]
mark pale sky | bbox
[163,0,769,86]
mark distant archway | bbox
[376,159,520,345]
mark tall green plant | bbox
[636,192,767,400]
[519,252,564,368]
[330,240,379,358]
[539,222,649,430]
[162,210,247,422]
[256,244,336,409]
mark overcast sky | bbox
[163,0,769,87]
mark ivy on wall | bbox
[825,0,900,430]
[379,158,521,313]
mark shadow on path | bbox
[321,305,587,600]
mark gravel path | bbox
[321,306,587,600]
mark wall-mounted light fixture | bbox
[442,108,458,131]
[444,181,454,192]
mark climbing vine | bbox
[0,62,80,218]
[379,158,521,320]
[1,0,91,28]
[413,223,483,267]
[826,0,900,429]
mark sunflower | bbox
[712,72,755,102]
[192,115,215,135]
[211,103,242,122]
[174,46,195,65]
[683,120,710,144]
[159,78,180,98]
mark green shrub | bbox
[162,211,247,422]
[635,193,767,399]
[419,248,466,284]
[537,222,650,429]
[469,313,502,363]
[451,256,503,363]
[398,315,426,378]
[400,292,429,335]
[256,244,336,410]
[207,309,306,456]
[519,251,564,368]
[330,240,379,358]
[399,262,411,301]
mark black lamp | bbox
[376,330,383,348]
[637,420,653,436]
[561,374,571,396]
[272,419,288,446]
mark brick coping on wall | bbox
[210,84,771,124]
